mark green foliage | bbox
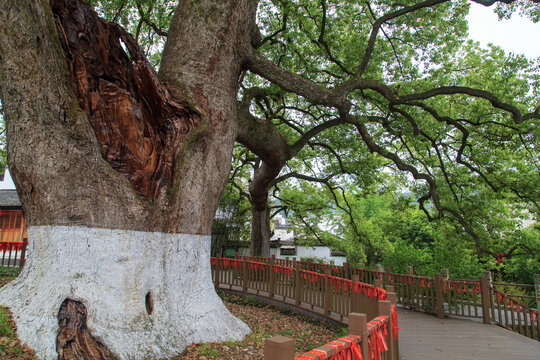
[23,0,537,284]
[500,225,540,285]
[75,2,539,275]
[299,256,326,264]
[87,0,173,67]
[383,239,431,275]
[493,275,536,308]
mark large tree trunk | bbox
[248,161,282,257]
[0,0,257,358]
[250,201,272,257]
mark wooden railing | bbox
[489,287,539,340]
[227,255,539,342]
[0,240,27,267]
[266,311,398,360]
[211,255,400,360]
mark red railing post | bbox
[480,275,491,324]
[264,335,294,360]
[435,273,445,318]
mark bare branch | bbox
[400,86,539,124]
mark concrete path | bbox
[398,308,540,359]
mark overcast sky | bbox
[467,3,540,59]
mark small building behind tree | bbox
[0,168,27,243]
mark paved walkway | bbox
[398,308,540,359]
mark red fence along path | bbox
[226,255,539,342]
[211,255,400,360]
[0,240,27,267]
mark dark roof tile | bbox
[0,190,21,207]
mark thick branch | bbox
[400,86,538,124]
[136,3,168,37]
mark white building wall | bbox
[237,246,346,265]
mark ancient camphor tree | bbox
[0,0,538,359]
[0,0,256,358]
[234,0,539,258]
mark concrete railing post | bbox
[351,274,360,313]
[295,264,302,306]
[378,300,395,360]
[435,273,445,318]
[264,336,294,360]
[324,268,331,316]
[348,312,368,360]
[442,268,449,280]
[385,267,392,287]
[242,258,248,293]
[387,291,397,306]
[389,291,400,360]
[534,274,540,311]
[343,262,350,279]
[485,271,493,287]
[480,275,491,324]
[269,255,276,298]
[406,266,413,276]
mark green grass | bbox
[0,267,21,278]
[0,307,13,337]
[199,342,220,358]
[277,329,295,337]
[0,306,27,358]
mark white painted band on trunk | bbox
[0,226,250,359]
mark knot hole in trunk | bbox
[145,291,154,315]
[56,298,118,360]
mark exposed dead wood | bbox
[50,0,200,201]
[56,299,118,360]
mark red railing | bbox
[212,255,400,359]
[0,240,28,267]
[231,255,539,342]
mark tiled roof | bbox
[0,189,21,207]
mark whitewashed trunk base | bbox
[0,226,250,359]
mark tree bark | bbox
[250,203,272,257]
[248,160,282,256]
[0,0,258,358]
